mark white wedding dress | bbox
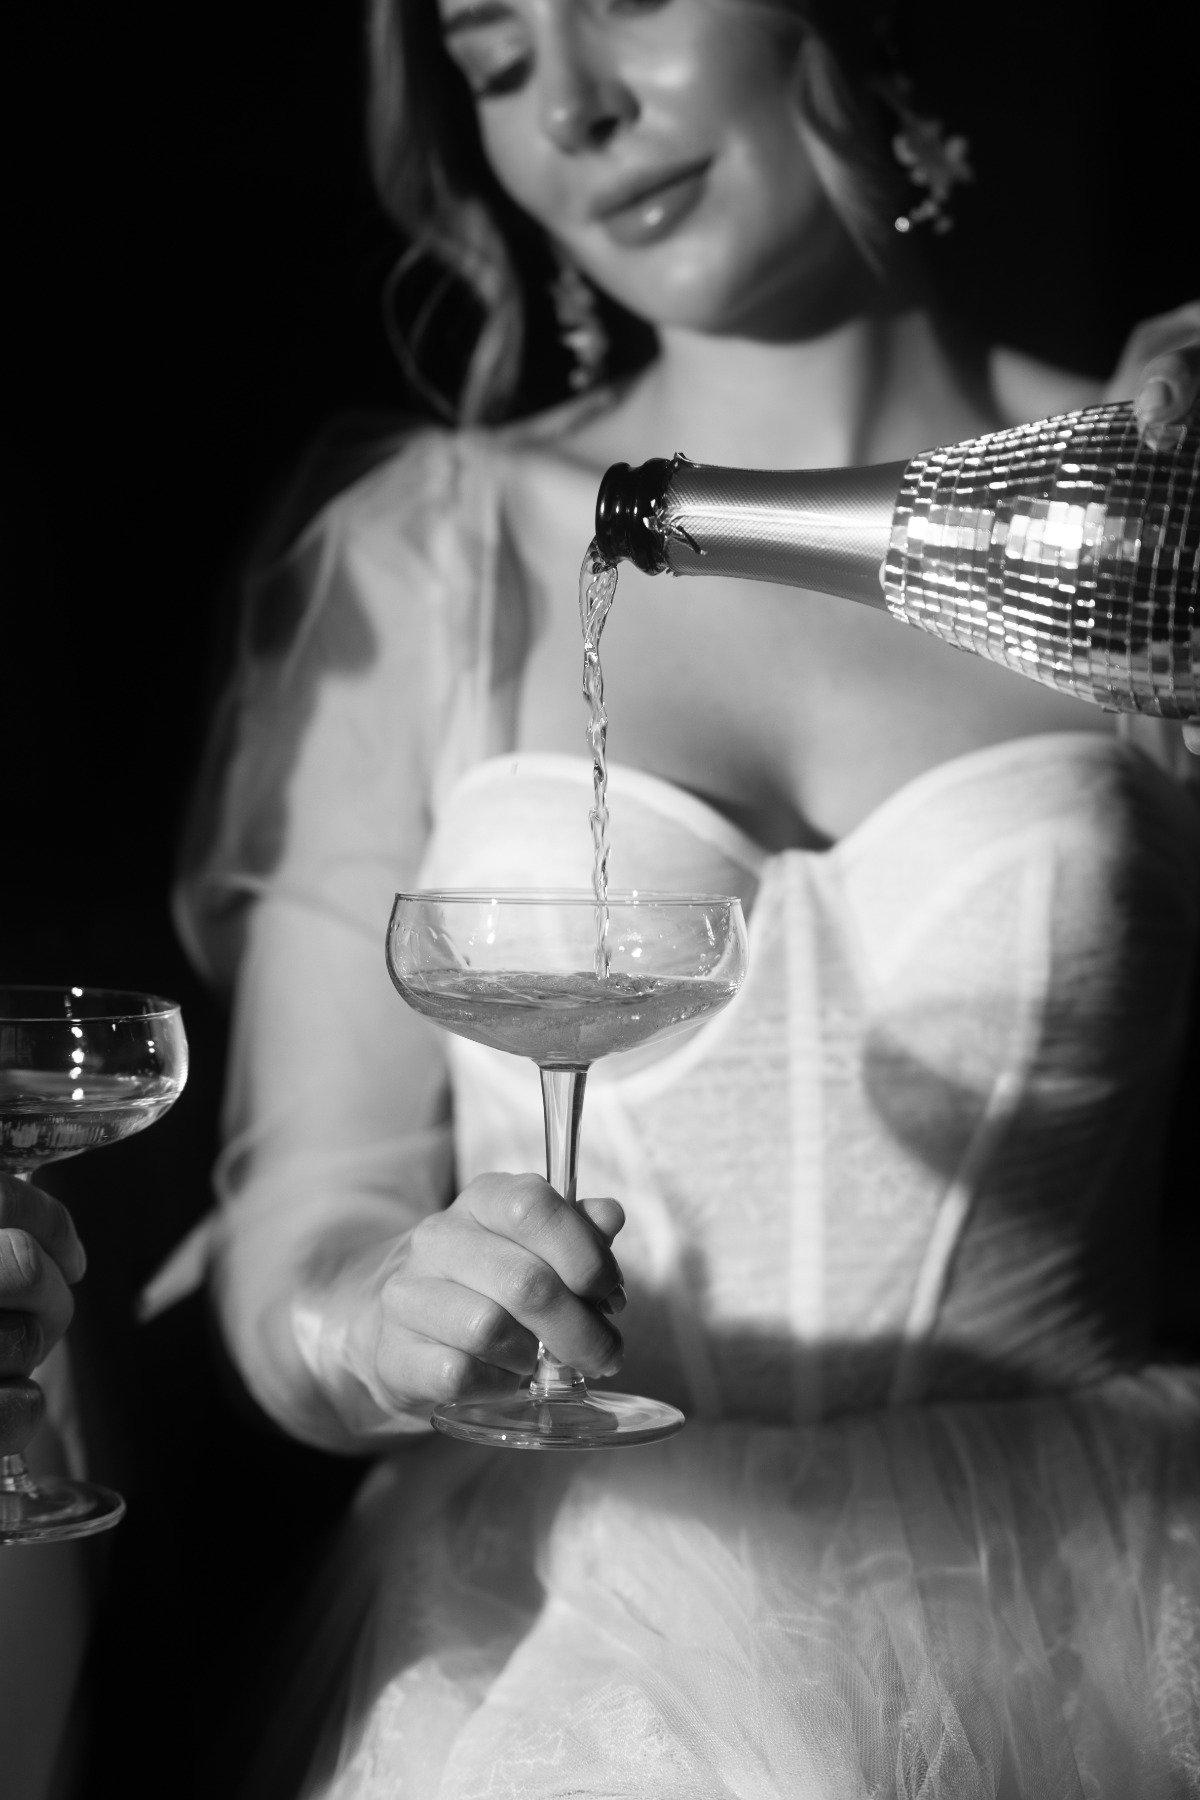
[174,422,1200,1798]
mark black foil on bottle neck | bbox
[594,460,673,574]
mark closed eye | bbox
[441,1,531,101]
[441,0,671,102]
[470,53,533,100]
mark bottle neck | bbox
[595,456,904,609]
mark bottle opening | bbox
[595,460,673,574]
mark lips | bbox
[591,159,712,249]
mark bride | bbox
[172,0,1200,1792]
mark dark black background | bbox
[7,3,1199,1796]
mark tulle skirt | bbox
[301,1368,1200,1800]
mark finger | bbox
[560,1196,626,1308]
[458,1173,623,1301]
[384,1275,540,1378]
[0,1176,87,1283]
[407,1210,622,1377]
[1103,300,1200,403]
[1133,348,1200,447]
[0,1310,47,1378]
[1182,723,1200,756]
[0,1378,45,1459]
[578,1194,625,1244]
[374,1328,527,1415]
[0,1231,75,1346]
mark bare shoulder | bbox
[987,345,1105,427]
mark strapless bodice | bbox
[419,734,1200,1422]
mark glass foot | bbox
[432,1389,686,1450]
[0,1477,126,1545]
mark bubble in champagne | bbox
[579,540,618,978]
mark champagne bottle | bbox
[594,403,1199,720]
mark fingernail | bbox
[1141,419,1187,454]
[597,1283,627,1316]
[598,1356,622,1380]
[1137,376,1179,421]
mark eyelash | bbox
[472,56,532,100]
[460,0,670,103]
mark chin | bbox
[632,289,753,335]
[587,217,854,341]
[591,251,771,337]
[598,274,808,342]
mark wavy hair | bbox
[365,0,909,425]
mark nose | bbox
[539,36,636,153]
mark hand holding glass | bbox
[386,891,747,1449]
[0,988,188,1543]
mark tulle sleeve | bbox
[175,424,491,983]
[174,428,490,1443]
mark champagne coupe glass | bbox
[0,987,188,1543]
[386,890,748,1450]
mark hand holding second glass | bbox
[0,1178,87,1458]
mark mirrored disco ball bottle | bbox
[594,404,1199,720]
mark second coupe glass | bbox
[0,987,188,1543]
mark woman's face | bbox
[437,0,856,336]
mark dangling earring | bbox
[550,258,608,392]
[877,73,972,236]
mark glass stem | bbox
[531,1066,590,1403]
[1,1168,40,1507]
[1,1454,38,1497]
